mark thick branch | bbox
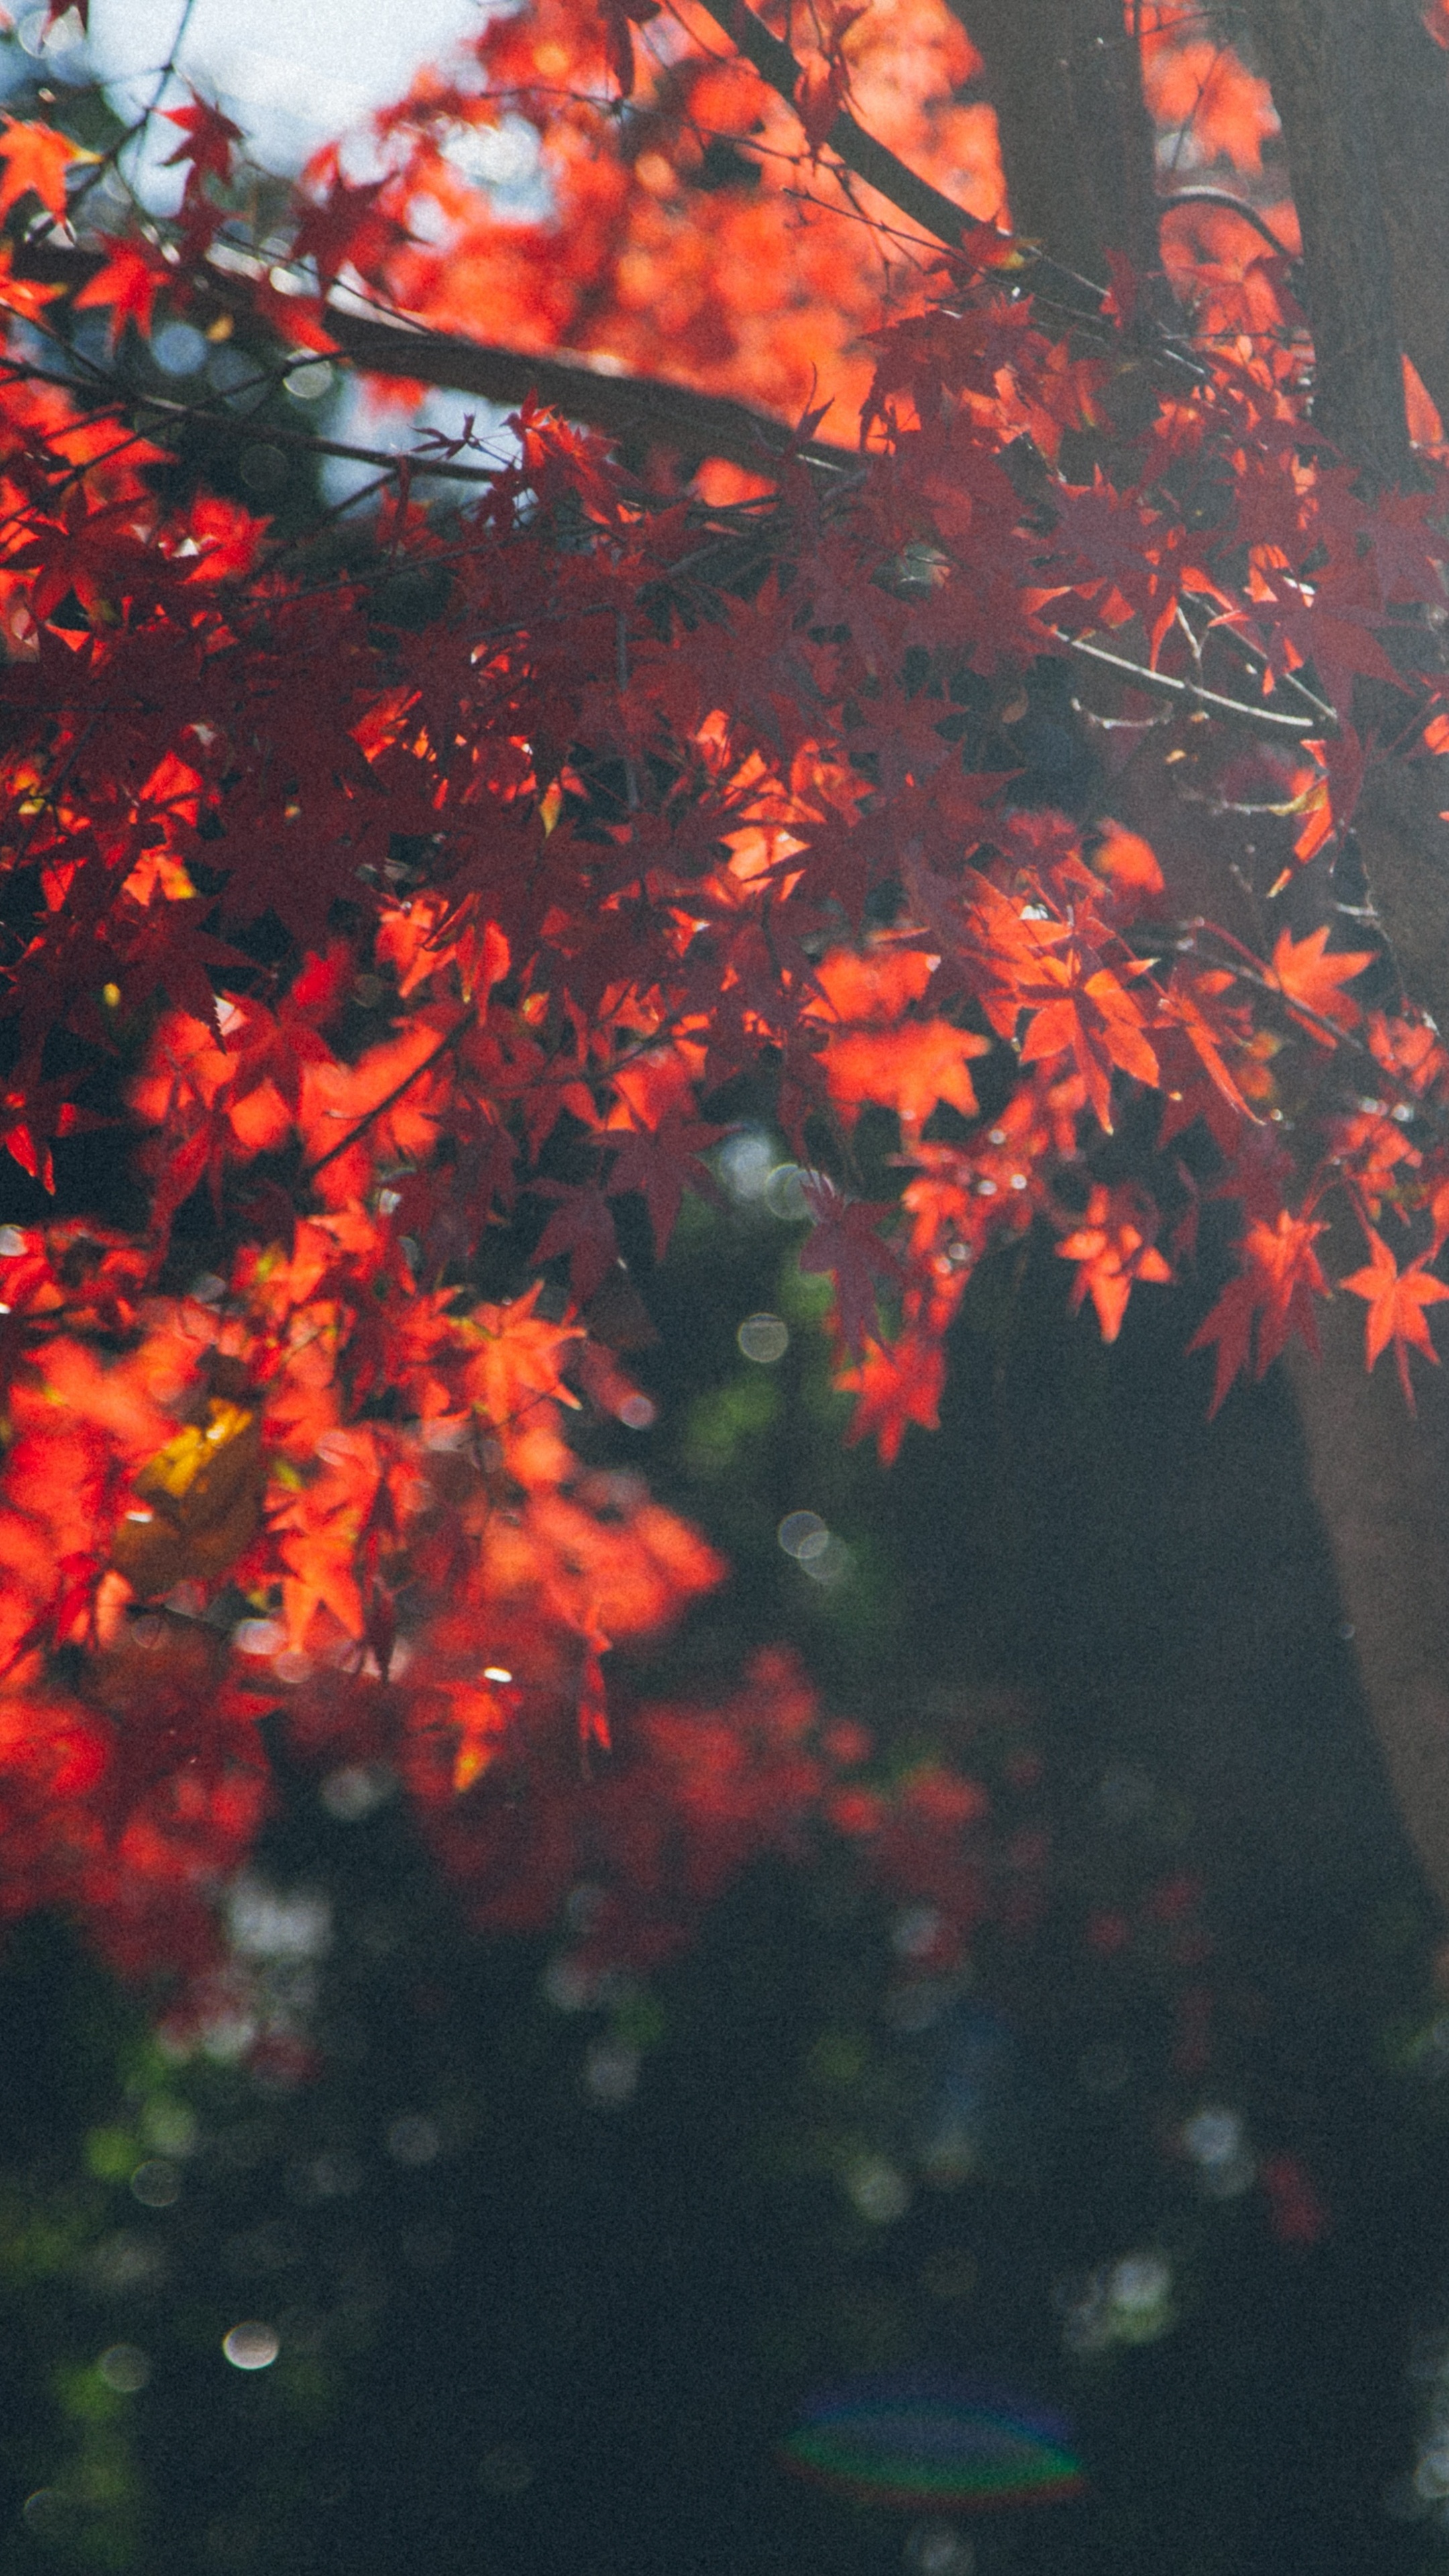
[1358,0,1449,436]
[15,243,859,478]
[1345,758,1449,1038]
[317,307,861,476]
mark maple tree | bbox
[0,0,1445,2006]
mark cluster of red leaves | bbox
[0,1208,719,1969]
[0,1201,1004,1997]
[411,1647,1002,1980]
[0,5,1447,2000]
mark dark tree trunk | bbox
[1240,0,1411,480]
[1288,1317,1449,1913]
[965,0,1449,1906]
[1334,0,1449,435]
[961,0,1162,308]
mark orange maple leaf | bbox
[1017,949,1160,1134]
[837,1332,945,1464]
[1340,1230,1449,1407]
[1057,1184,1172,1344]
[808,945,936,1026]
[1090,820,1165,910]
[1267,925,1374,1042]
[820,1020,991,1131]
[74,236,174,350]
[0,118,89,224]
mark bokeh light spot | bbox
[716,1132,775,1200]
[765,1163,812,1220]
[386,2114,441,2165]
[222,2322,280,2371]
[778,1510,828,1560]
[21,2489,76,2538]
[98,2343,151,2394]
[152,321,206,376]
[130,2159,180,2208]
[738,1313,790,1363]
[847,2157,912,2224]
[583,2038,641,2105]
[319,1765,394,1823]
[905,2523,976,2576]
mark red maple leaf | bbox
[837,1332,945,1464]
[162,95,245,192]
[532,1182,623,1305]
[1016,946,1160,1134]
[600,0,662,96]
[290,172,399,292]
[605,1107,729,1262]
[795,52,853,154]
[74,237,174,350]
[1187,1210,1330,1413]
[0,246,63,324]
[0,1071,111,1194]
[1340,1229,1449,1407]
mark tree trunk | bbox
[1325,0,1449,436]
[1287,1321,1449,1915]
[1242,3,1449,1909]
[1240,0,1410,480]
[969,0,1449,1907]
[960,0,1162,309]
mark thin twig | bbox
[301,1019,468,1180]
[1054,627,1324,735]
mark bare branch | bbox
[1051,627,1325,736]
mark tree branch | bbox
[1052,627,1322,736]
[15,242,861,479]
[688,0,1005,259]
[1287,1266,1449,1914]
[314,305,863,477]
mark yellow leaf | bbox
[112,1397,264,1596]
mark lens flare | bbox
[780,2376,1083,2511]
